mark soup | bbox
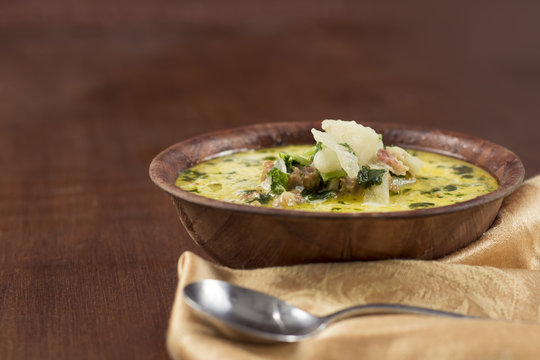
[175,145,498,213]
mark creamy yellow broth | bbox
[175,145,498,212]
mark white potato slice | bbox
[321,119,380,166]
[362,170,390,205]
[312,147,341,174]
[311,129,359,178]
[386,146,423,176]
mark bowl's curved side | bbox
[171,195,502,268]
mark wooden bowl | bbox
[149,121,524,268]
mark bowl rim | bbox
[149,121,525,220]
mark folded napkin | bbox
[167,176,540,360]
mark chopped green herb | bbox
[251,193,272,204]
[257,193,272,204]
[461,174,474,179]
[268,168,288,195]
[302,190,336,201]
[262,156,277,161]
[179,169,207,182]
[243,190,272,205]
[443,184,457,191]
[357,166,386,189]
[187,188,200,193]
[331,207,342,211]
[453,165,473,175]
[409,202,435,209]
[421,187,440,195]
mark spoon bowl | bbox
[183,279,473,343]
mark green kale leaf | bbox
[320,168,347,183]
[452,165,473,175]
[250,193,272,204]
[302,142,324,161]
[357,166,386,189]
[279,152,310,172]
[409,202,435,209]
[301,189,336,202]
[243,190,272,204]
[268,167,289,195]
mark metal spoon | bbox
[183,279,474,343]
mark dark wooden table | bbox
[2,2,539,359]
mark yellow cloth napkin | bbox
[167,176,540,360]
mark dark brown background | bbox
[1,1,539,359]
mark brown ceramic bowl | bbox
[149,121,524,268]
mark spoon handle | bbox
[324,303,472,324]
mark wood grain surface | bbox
[1,1,539,359]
